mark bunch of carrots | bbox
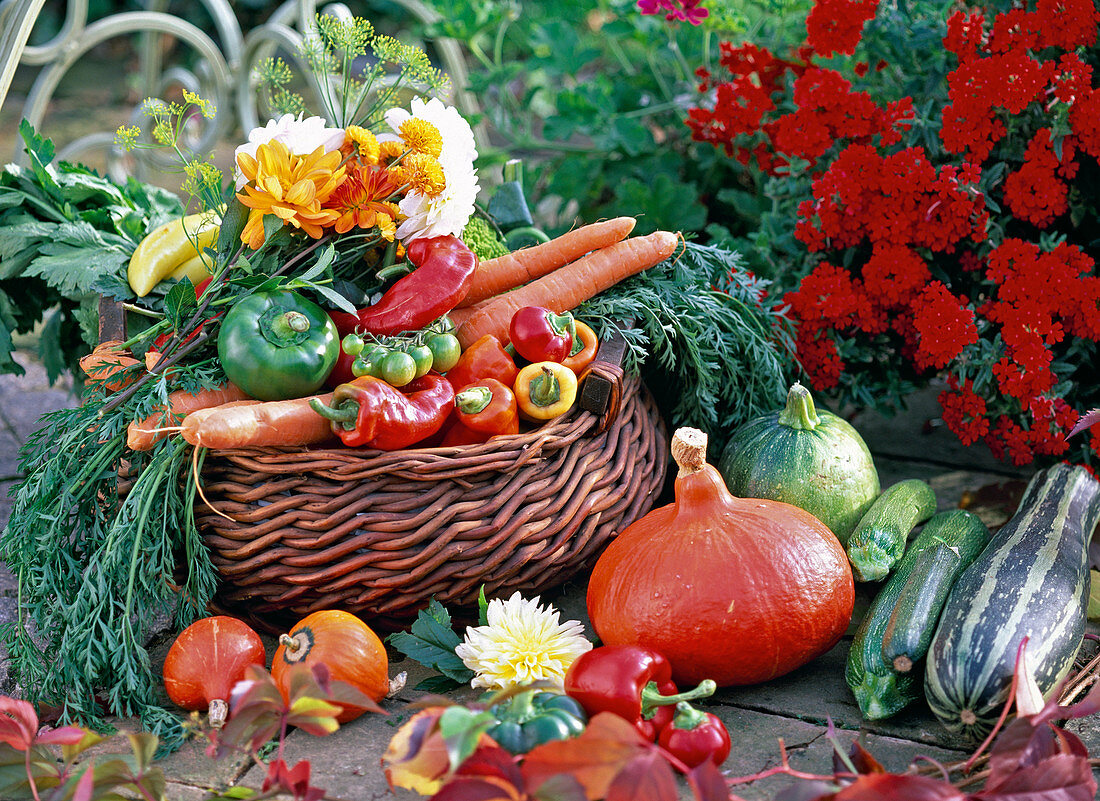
[84,219,679,454]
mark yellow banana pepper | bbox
[127,211,220,297]
[167,252,215,285]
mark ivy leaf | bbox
[388,599,475,685]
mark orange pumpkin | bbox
[271,610,389,723]
[163,615,265,727]
[587,427,854,687]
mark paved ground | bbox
[3,346,1095,800]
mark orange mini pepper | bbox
[445,334,518,392]
[514,362,578,421]
[454,378,519,436]
[561,321,599,374]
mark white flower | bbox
[233,114,346,188]
[384,98,479,241]
[454,592,593,691]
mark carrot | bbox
[456,231,679,349]
[127,382,251,451]
[446,296,496,330]
[459,217,637,307]
[79,341,142,392]
[181,393,335,450]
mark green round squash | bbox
[718,382,880,545]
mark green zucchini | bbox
[924,464,1100,740]
[846,479,937,582]
[845,509,989,719]
[881,510,991,673]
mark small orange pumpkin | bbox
[271,610,389,723]
[163,615,265,727]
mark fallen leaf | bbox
[382,707,455,796]
[975,752,1096,800]
[605,751,678,801]
[523,713,649,801]
[834,773,966,799]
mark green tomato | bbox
[351,358,372,378]
[217,289,339,401]
[342,333,365,357]
[380,350,417,387]
[407,344,434,379]
[427,333,462,373]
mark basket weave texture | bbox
[195,375,667,628]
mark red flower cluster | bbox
[690,0,1100,466]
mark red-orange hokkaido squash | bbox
[587,427,854,687]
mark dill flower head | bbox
[453,592,592,691]
[236,139,346,249]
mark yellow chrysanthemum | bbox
[391,152,446,198]
[378,139,405,164]
[344,125,380,164]
[453,592,592,691]
[324,162,401,239]
[236,139,347,249]
[397,118,443,159]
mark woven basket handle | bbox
[578,331,627,435]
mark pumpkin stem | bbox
[778,382,820,431]
[671,427,708,478]
[208,698,229,729]
[279,629,313,664]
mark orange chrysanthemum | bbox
[390,152,446,198]
[398,118,443,158]
[236,140,347,249]
[325,162,402,239]
[378,139,405,165]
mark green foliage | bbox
[412,0,754,239]
[0,123,182,382]
[576,241,796,454]
[388,599,476,690]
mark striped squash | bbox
[924,463,1100,740]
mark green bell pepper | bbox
[484,690,587,754]
[217,289,339,401]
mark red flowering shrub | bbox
[688,0,1100,467]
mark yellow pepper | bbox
[514,361,578,421]
[127,211,220,297]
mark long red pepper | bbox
[309,373,454,450]
[330,235,478,338]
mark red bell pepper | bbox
[453,378,519,437]
[509,306,575,363]
[657,702,731,768]
[562,645,716,740]
[309,373,454,450]
[445,334,518,392]
[330,235,478,338]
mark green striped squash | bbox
[924,463,1100,740]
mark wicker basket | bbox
[193,371,667,629]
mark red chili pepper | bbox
[309,373,455,450]
[152,276,219,353]
[657,702,731,768]
[330,235,478,338]
[454,378,519,437]
[509,306,575,363]
[440,417,491,446]
[445,335,518,393]
[562,645,716,740]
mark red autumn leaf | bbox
[687,759,733,801]
[1068,409,1100,439]
[530,773,588,801]
[974,752,1097,801]
[0,696,38,751]
[432,775,528,801]
[605,750,679,801]
[453,742,524,786]
[383,707,453,796]
[832,773,966,800]
[772,780,842,801]
[34,725,86,747]
[844,741,884,776]
[71,766,95,801]
[522,713,649,800]
[262,758,326,801]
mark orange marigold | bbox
[236,140,347,249]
